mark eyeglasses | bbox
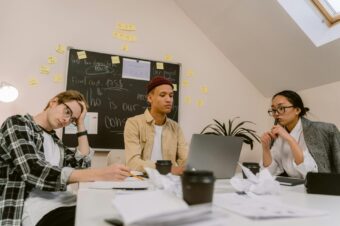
[62,103,78,125]
[268,106,294,116]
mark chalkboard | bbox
[62,49,180,149]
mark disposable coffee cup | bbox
[242,162,260,178]
[155,160,172,175]
[181,170,215,205]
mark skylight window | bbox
[312,0,340,25]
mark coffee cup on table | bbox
[155,160,172,175]
[181,170,215,205]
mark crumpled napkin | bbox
[230,163,281,195]
[144,167,182,198]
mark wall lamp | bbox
[0,82,19,103]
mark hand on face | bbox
[75,101,87,127]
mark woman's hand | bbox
[261,132,275,151]
[271,124,292,142]
[76,101,87,127]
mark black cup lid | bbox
[156,160,172,165]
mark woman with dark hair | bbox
[261,90,340,179]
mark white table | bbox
[75,180,340,226]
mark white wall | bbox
[0,0,268,167]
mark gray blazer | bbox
[302,117,340,173]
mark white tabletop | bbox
[75,180,340,226]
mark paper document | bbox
[112,190,189,225]
[213,193,327,219]
[89,177,150,190]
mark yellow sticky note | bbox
[48,56,57,64]
[121,44,129,51]
[196,99,205,107]
[53,74,63,83]
[186,69,194,77]
[117,23,136,31]
[182,80,189,87]
[164,54,173,61]
[56,44,66,54]
[77,51,87,60]
[184,96,192,105]
[127,34,137,42]
[111,56,120,64]
[40,65,50,74]
[200,86,209,94]
[28,77,39,86]
[173,84,177,91]
[156,62,164,70]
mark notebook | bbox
[186,134,243,179]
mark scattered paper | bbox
[214,193,327,219]
[111,56,120,64]
[77,51,87,59]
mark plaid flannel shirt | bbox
[0,114,91,226]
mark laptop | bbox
[186,134,243,179]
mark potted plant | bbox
[200,117,260,150]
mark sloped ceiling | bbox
[174,0,340,97]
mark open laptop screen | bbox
[186,134,243,179]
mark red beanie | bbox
[147,76,173,93]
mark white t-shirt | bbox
[151,125,163,161]
[262,118,318,179]
[22,131,76,226]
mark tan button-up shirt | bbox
[124,109,188,172]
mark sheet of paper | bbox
[213,193,327,219]
[90,178,150,190]
[122,58,150,81]
[112,190,189,225]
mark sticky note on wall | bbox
[53,74,63,83]
[48,56,57,64]
[111,56,120,64]
[156,62,164,70]
[28,77,39,86]
[56,44,66,54]
[40,65,50,74]
[77,51,87,59]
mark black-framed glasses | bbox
[62,103,78,125]
[268,106,294,116]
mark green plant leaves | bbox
[200,117,260,150]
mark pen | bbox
[112,187,147,190]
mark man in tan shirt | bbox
[124,76,188,174]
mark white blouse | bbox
[262,118,318,179]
